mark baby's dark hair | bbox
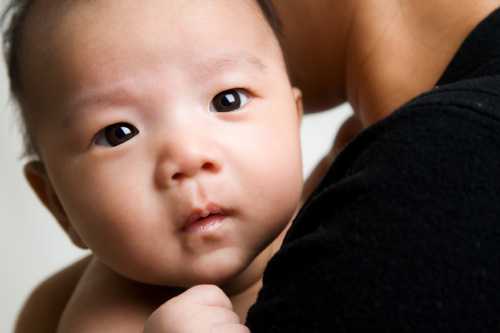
[1,0,283,161]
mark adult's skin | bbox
[273,0,500,121]
[277,0,500,205]
[14,0,500,331]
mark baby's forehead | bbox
[20,0,283,106]
[25,0,270,39]
[22,0,276,61]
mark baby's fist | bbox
[144,285,250,333]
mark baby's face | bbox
[22,0,303,286]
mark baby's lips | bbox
[182,202,225,230]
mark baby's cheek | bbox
[54,168,178,281]
[54,166,140,243]
[247,142,302,224]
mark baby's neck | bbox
[218,242,277,322]
[228,278,263,323]
[221,220,293,322]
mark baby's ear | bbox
[292,87,303,121]
[23,161,88,249]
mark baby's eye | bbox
[94,122,139,147]
[210,89,249,112]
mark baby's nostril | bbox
[202,162,217,172]
[171,162,217,181]
[172,172,183,180]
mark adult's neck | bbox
[273,0,500,125]
[272,0,356,111]
[346,0,500,126]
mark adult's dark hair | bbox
[256,0,283,38]
[1,0,283,160]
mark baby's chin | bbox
[123,246,261,290]
[175,248,258,288]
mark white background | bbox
[0,4,353,330]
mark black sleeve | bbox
[246,90,500,332]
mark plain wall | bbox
[0,3,353,330]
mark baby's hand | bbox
[143,285,250,333]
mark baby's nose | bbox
[154,143,221,189]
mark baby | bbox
[6,0,306,331]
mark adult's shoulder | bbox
[334,74,500,177]
[316,75,500,209]
[14,255,91,333]
[247,76,500,331]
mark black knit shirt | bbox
[246,7,500,332]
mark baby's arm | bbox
[14,255,91,333]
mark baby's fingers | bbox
[144,306,240,333]
[211,323,251,333]
[179,284,233,309]
[144,285,241,333]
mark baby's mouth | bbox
[181,203,226,233]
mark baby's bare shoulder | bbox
[14,255,92,333]
[57,257,172,333]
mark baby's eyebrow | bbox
[62,53,267,127]
[194,53,268,79]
